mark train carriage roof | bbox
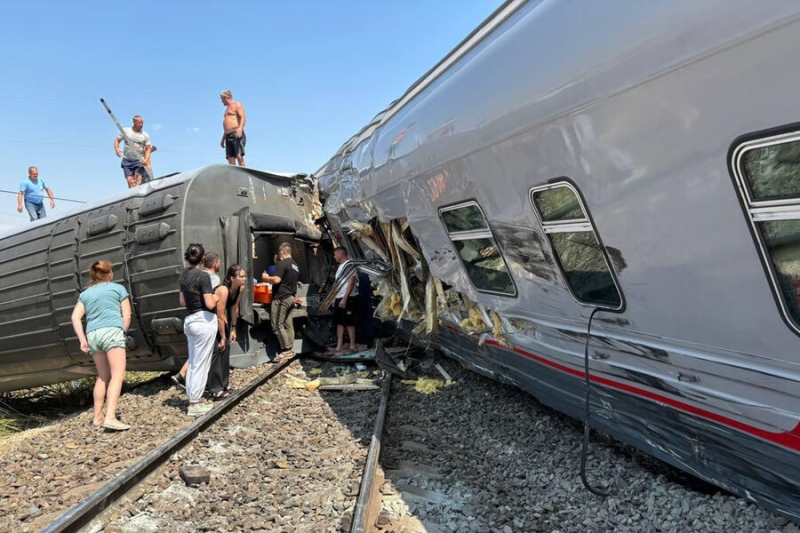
[1,165,308,240]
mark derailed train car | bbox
[316,0,800,521]
[0,165,329,392]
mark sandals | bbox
[102,422,131,432]
[212,390,231,401]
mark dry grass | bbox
[0,372,163,438]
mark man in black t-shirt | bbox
[262,242,300,361]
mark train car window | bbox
[732,132,800,332]
[439,202,516,296]
[530,183,621,308]
[441,204,489,232]
[741,139,800,201]
[532,186,584,222]
[760,220,800,325]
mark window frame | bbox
[439,200,518,297]
[731,129,800,336]
[529,181,624,310]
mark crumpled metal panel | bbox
[314,0,800,522]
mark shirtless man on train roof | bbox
[219,90,247,167]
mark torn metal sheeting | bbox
[318,258,393,311]
[389,222,413,321]
[346,220,390,262]
[375,342,414,380]
[391,219,422,261]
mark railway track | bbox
[7,356,795,532]
[41,359,294,533]
[35,357,392,533]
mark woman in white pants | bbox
[178,243,218,417]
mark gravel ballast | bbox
[1,356,797,532]
[376,358,797,533]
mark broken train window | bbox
[439,201,516,296]
[732,130,800,333]
[530,182,621,308]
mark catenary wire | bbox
[0,189,86,203]
[0,138,218,156]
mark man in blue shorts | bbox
[16,166,55,221]
[113,115,152,188]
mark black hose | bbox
[580,306,610,497]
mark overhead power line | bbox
[0,189,86,204]
[0,138,217,156]
[0,79,209,100]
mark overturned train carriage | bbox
[316,0,800,522]
[0,165,328,392]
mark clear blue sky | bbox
[0,0,501,232]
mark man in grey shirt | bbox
[113,115,152,188]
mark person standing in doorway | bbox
[219,89,246,166]
[114,115,152,188]
[16,166,54,221]
[332,246,358,354]
[262,242,299,362]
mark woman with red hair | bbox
[71,261,132,431]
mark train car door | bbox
[222,208,255,359]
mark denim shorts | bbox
[121,158,145,177]
[87,327,127,354]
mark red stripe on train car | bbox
[442,324,800,451]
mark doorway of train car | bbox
[222,208,333,365]
[247,232,330,357]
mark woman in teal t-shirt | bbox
[71,260,132,431]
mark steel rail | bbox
[351,374,393,533]
[41,358,294,533]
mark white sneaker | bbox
[187,403,213,417]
